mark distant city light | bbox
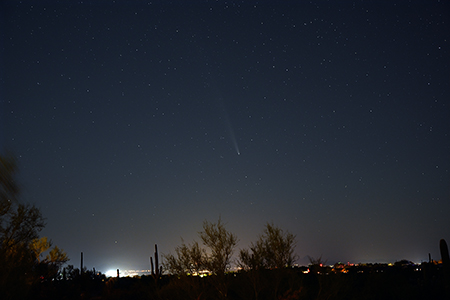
[105,269,152,278]
[105,270,117,277]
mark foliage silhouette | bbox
[199,217,238,275]
[239,222,297,271]
[0,154,69,300]
[162,217,238,299]
[163,239,206,276]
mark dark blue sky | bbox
[2,0,449,272]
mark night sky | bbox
[1,1,449,273]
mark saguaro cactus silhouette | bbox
[150,244,162,282]
[155,244,160,278]
[440,239,449,271]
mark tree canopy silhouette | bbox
[239,222,297,270]
[163,218,238,276]
[0,154,69,299]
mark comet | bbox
[221,103,240,156]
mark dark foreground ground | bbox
[14,263,450,300]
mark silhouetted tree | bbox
[0,154,68,299]
[163,218,238,276]
[30,236,52,262]
[239,238,265,271]
[47,245,69,273]
[200,217,238,275]
[30,236,69,280]
[238,223,297,299]
[0,155,45,299]
[163,239,206,275]
[162,218,238,299]
[308,255,326,266]
[239,222,297,270]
